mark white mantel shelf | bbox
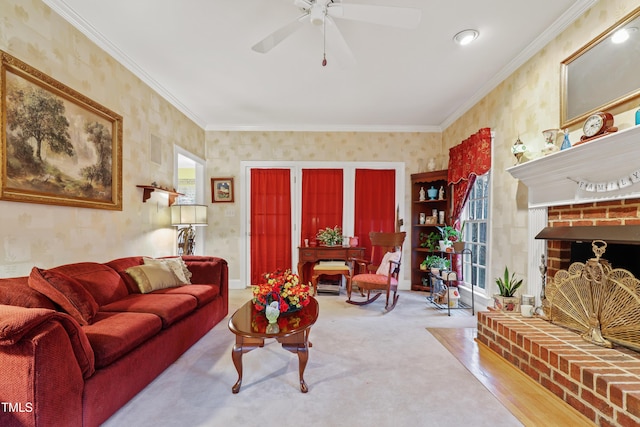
[507,125,640,208]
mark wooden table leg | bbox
[280,330,311,393]
[231,343,243,394]
[231,336,263,393]
[297,343,309,393]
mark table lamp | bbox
[170,204,208,255]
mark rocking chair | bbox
[347,231,406,312]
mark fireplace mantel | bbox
[507,125,640,208]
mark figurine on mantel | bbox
[541,129,559,156]
[438,186,444,200]
[419,187,426,201]
[560,129,571,150]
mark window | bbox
[174,147,206,255]
[462,172,490,291]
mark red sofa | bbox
[0,255,228,427]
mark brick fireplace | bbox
[500,127,640,426]
[544,198,640,279]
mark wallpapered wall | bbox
[0,0,205,277]
[204,131,444,282]
[442,0,640,294]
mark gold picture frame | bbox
[560,7,640,128]
[1,50,123,210]
[211,177,234,203]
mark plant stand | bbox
[425,248,475,316]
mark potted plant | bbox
[436,225,461,252]
[419,231,440,251]
[424,255,450,275]
[493,266,523,312]
[316,226,344,246]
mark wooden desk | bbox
[298,246,365,286]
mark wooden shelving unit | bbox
[136,185,183,206]
[410,170,450,291]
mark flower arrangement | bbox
[316,226,344,246]
[252,269,311,314]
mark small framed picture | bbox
[211,177,234,203]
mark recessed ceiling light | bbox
[453,29,479,46]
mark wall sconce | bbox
[170,204,208,255]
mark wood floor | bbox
[428,327,595,427]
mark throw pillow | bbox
[28,267,99,325]
[126,264,180,294]
[142,257,192,284]
[376,251,401,276]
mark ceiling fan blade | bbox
[327,3,421,29]
[293,0,312,9]
[251,13,309,53]
[322,16,356,67]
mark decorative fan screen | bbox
[543,241,640,352]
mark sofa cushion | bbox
[151,284,220,307]
[84,311,163,368]
[49,262,129,306]
[99,294,197,328]
[143,257,192,284]
[0,277,56,309]
[28,268,99,326]
[126,264,180,294]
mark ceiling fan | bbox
[251,0,422,66]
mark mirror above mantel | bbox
[560,6,640,129]
[507,125,640,208]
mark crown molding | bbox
[204,123,442,133]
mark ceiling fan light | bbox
[310,4,326,25]
[453,29,479,46]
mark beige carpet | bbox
[102,288,522,427]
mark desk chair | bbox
[347,231,406,312]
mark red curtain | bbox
[250,169,291,285]
[447,128,492,228]
[354,169,396,261]
[300,169,343,245]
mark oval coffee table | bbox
[228,297,319,393]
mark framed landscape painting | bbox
[211,177,234,203]
[1,51,123,210]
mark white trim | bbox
[204,124,443,133]
[240,161,406,288]
[528,207,548,307]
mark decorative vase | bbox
[427,186,438,200]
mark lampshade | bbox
[171,204,208,226]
